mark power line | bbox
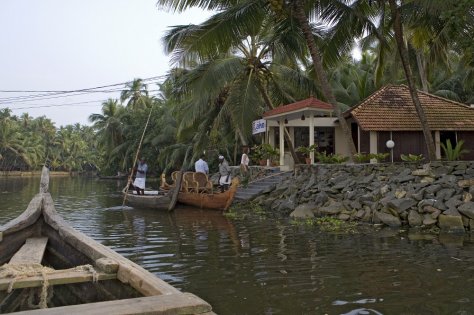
[0,76,165,103]
[4,90,164,110]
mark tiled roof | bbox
[263,97,333,117]
[346,85,474,131]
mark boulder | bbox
[408,210,423,227]
[387,198,417,213]
[438,214,465,232]
[458,201,474,219]
[375,211,401,227]
[290,204,315,218]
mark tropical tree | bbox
[120,79,151,110]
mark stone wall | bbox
[252,161,474,233]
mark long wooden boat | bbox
[122,189,172,210]
[0,167,213,314]
[175,178,239,211]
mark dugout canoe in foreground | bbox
[0,167,214,314]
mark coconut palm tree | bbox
[120,78,150,110]
[161,3,323,163]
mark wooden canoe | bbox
[176,178,239,211]
[122,189,172,210]
[0,167,213,314]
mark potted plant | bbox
[296,144,317,164]
[251,144,279,166]
[261,144,279,166]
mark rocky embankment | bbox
[252,162,474,233]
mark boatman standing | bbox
[195,153,209,174]
[218,155,231,192]
[133,157,148,195]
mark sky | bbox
[0,0,211,127]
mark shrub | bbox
[440,139,469,161]
[400,153,424,162]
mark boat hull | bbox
[177,178,239,211]
[0,168,213,314]
[124,193,171,210]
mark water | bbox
[2,176,474,314]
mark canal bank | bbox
[251,161,474,233]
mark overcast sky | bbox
[0,0,210,127]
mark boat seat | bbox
[160,173,172,189]
[193,172,213,193]
[182,172,199,192]
[9,237,48,265]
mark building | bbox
[262,85,474,169]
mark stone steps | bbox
[234,171,293,202]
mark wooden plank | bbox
[10,293,212,315]
[0,270,116,291]
[9,237,48,265]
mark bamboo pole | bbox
[122,105,154,207]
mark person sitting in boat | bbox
[194,153,209,174]
[218,155,231,192]
[133,157,148,195]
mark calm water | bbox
[2,176,474,315]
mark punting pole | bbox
[122,105,154,207]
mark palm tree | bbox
[120,79,150,110]
[386,0,436,160]
[167,19,326,161]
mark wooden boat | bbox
[122,188,171,210]
[0,167,213,314]
[161,172,239,211]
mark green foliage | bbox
[440,139,469,161]
[369,153,389,163]
[315,217,358,234]
[296,144,317,157]
[353,153,371,163]
[400,153,425,162]
[290,217,358,234]
[251,144,279,162]
[315,151,349,164]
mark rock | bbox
[420,176,435,183]
[387,198,417,213]
[445,197,463,209]
[432,165,454,177]
[438,214,465,232]
[319,201,345,215]
[463,192,472,202]
[313,191,329,206]
[425,184,442,194]
[375,211,401,227]
[436,188,456,201]
[290,204,315,218]
[458,179,474,188]
[412,168,434,176]
[338,213,351,221]
[458,202,474,219]
[421,205,440,213]
[422,214,437,226]
[395,189,407,199]
[408,210,423,227]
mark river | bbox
[1,176,474,314]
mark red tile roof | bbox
[346,85,474,131]
[263,97,334,117]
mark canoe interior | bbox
[0,215,141,313]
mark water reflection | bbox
[2,176,474,314]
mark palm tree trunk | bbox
[292,0,357,161]
[388,0,437,161]
[256,79,301,164]
[416,51,429,92]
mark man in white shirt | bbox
[194,154,209,174]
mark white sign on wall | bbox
[252,119,266,135]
